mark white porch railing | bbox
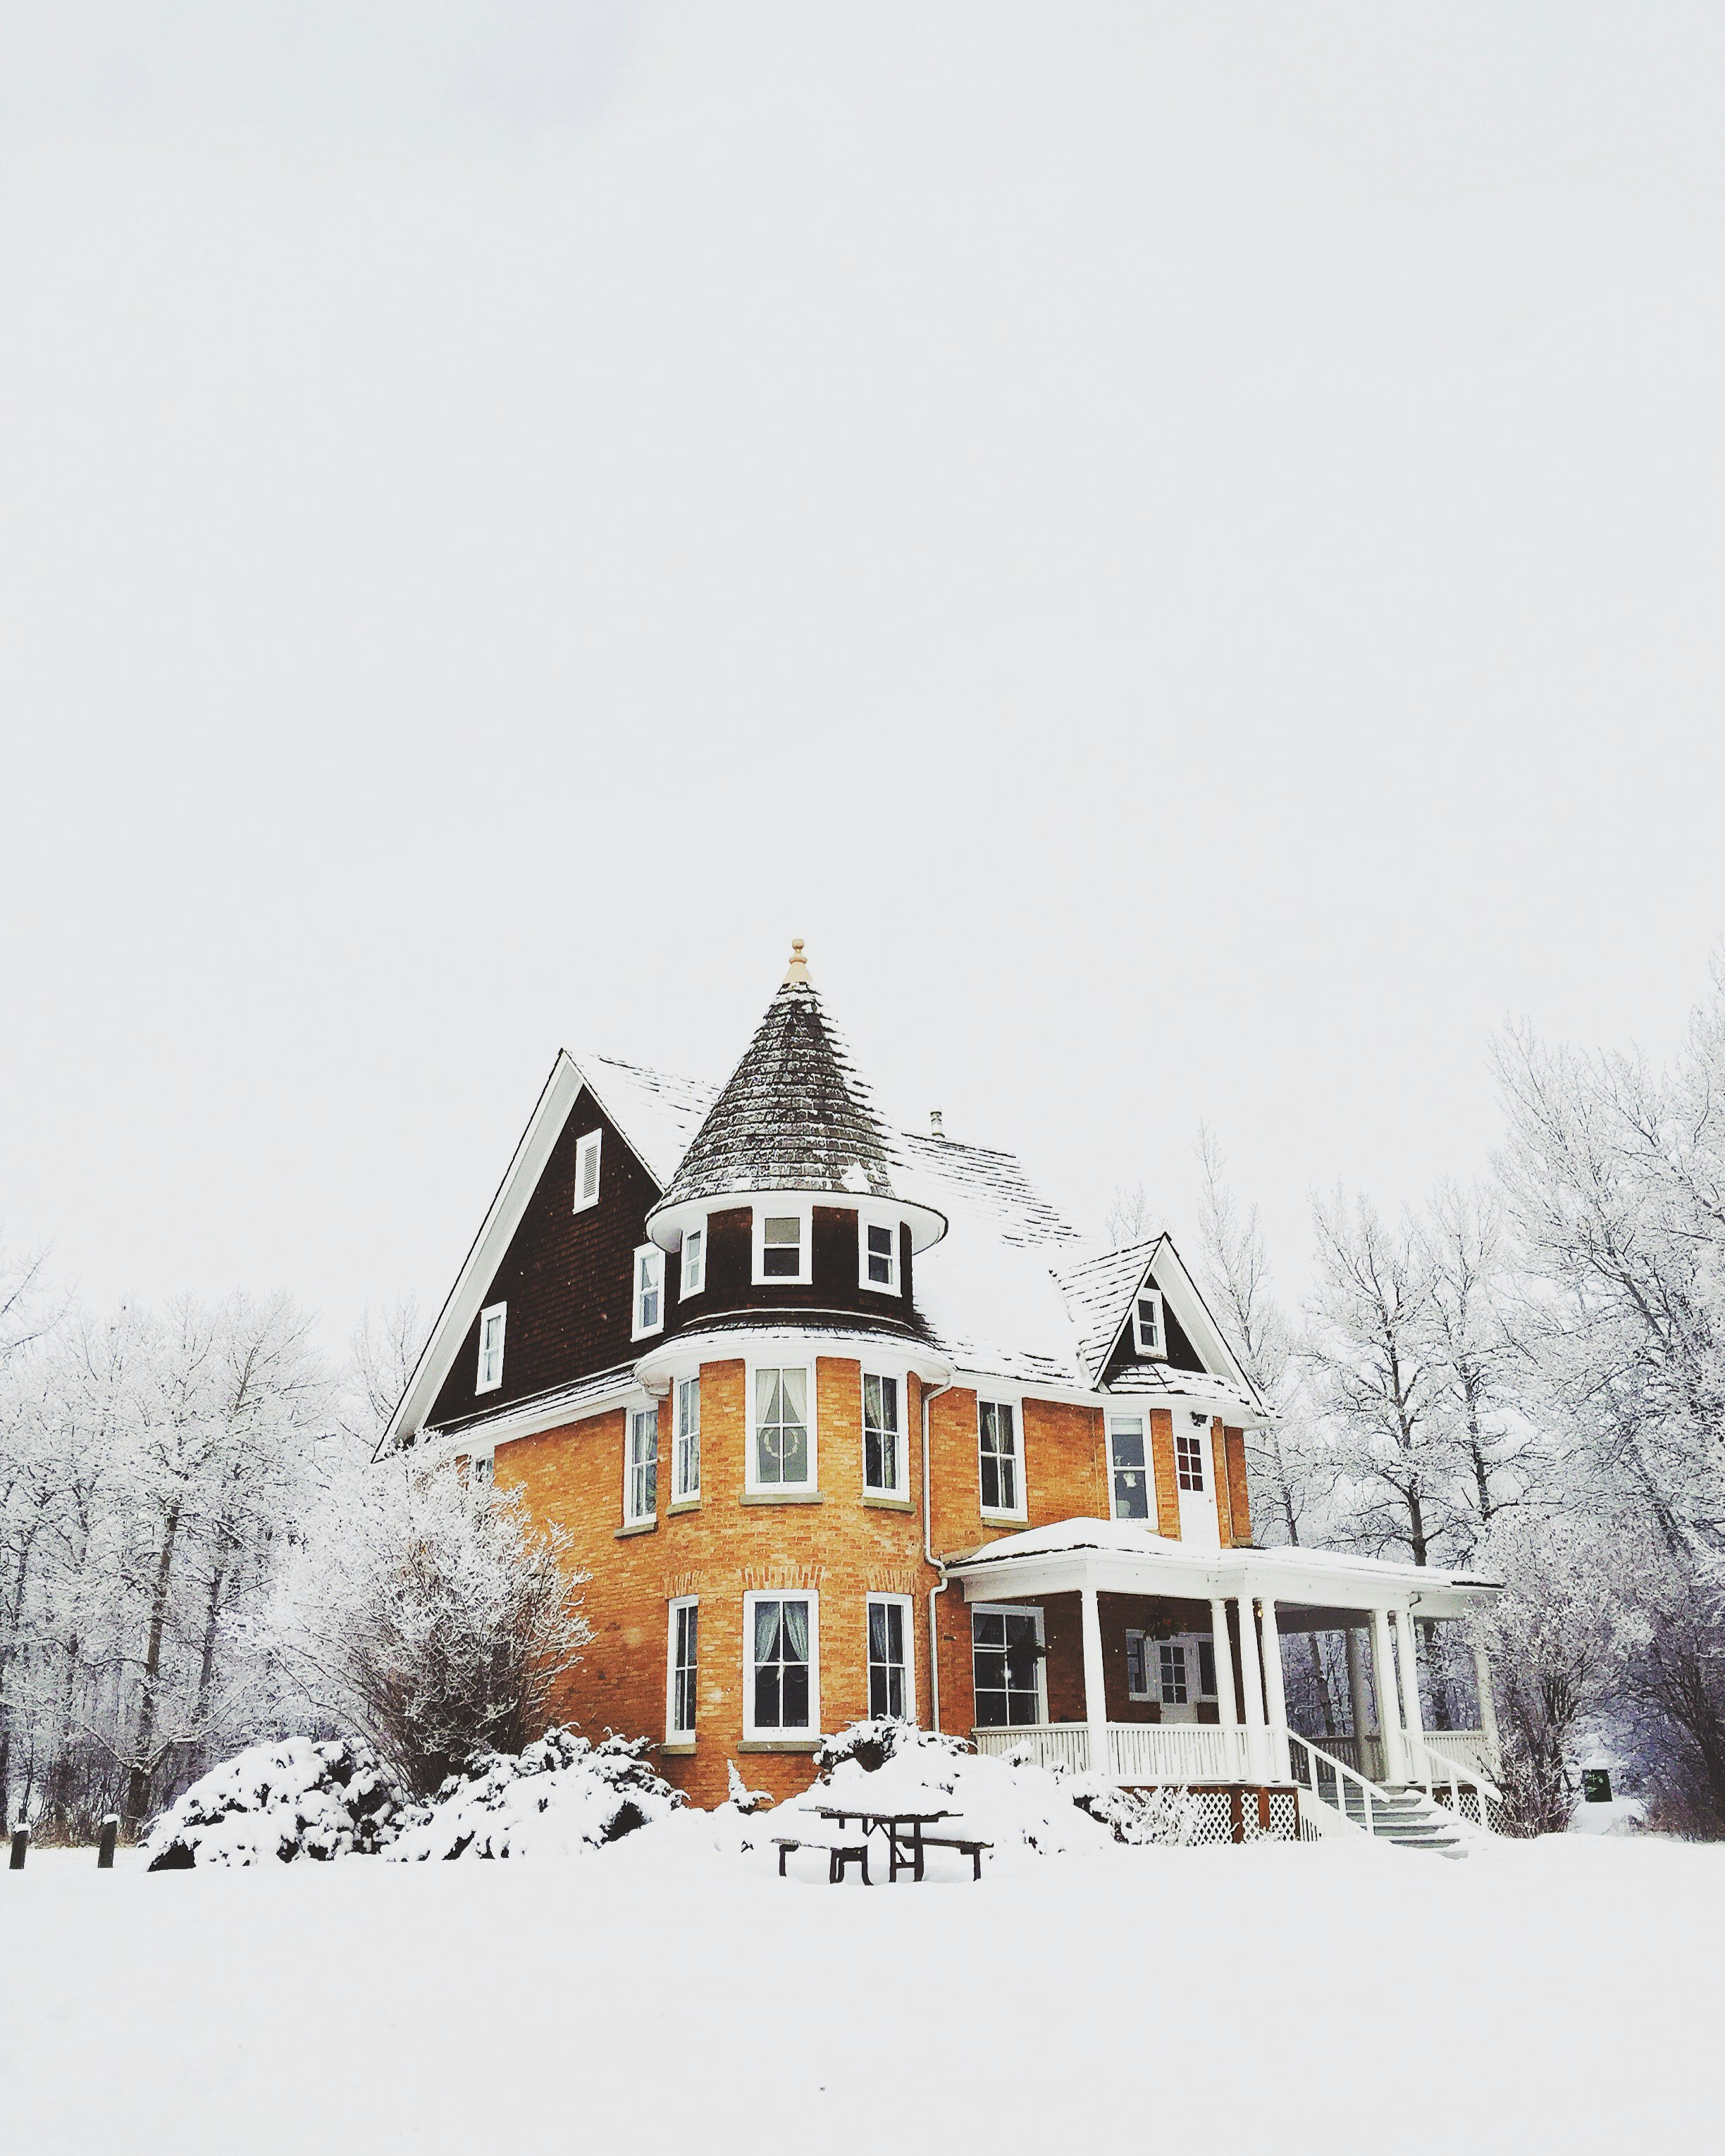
[971,1723,1253,1782]
[1296,1729,1497,1791]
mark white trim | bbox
[745,1356,819,1496]
[753,1202,813,1287]
[476,1302,507,1394]
[976,1393,1027,1523]
[638,1326,952,1397]
[1105,1408,1152,1524]
[679,1213,707,1299]
[573,1129,603,1213]
[667,1596,698,1740]
[858,1208,902,1296]
[624,1401,659,1526]
[860,1364,910,1501]
[865,1592,916,1721]
[1131,1287,1166,1358]
[743,1588,820,1740]
[970,1600,1047,1726]
[631,1244,666,1342]
[672,1373,701,1502]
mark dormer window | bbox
[860,1217,899,1294]
[680,1219,706,1298]
[632,1244,665,1340]
[476,1301,507,1394]
[574,1130,603,1213]
[753,1207,811,1286]
[1133,1288,1166,1358]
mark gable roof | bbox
[1056,1238,1163,1383]
[653,968,897,1212]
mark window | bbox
[1132,1289,1166,1358]
[746,1592,818,1737]
[476,1302,507,1394]
[1159,1639,1189,1706]
[972,1606,1044,1727]
[1108,1413,1150,1521]
[1126,1631,1152,1700]
[462,1451,495,1489]
[754,1209,810,1284]
[667,1599,698,1740]
[751,1365,814,1492]
[861,1218,899,1294]
[673,1376,700,1501]
[574,1129,602,1212]
[1175,1419,1207,1492]
[632,1244,665,1340]
[1197,1637,1218,1698]
[680,1220,706,1298]
[978,1399,1022,1517]
[867,1595,913,1721]
[625,1405,658,1525]
[863,1373,905,1499]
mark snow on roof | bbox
[655,975,899,1210]
[1053,1238,1159,1382]
[945,1516,1500,1592]
[573,1053,719,1188]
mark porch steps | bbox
[1337,1785,1469,1857]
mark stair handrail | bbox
[1283,1728,1390,1838]
[1405,1733,1500,1831]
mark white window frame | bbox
[752,1203,813,1287]
[1132,1287,1166,1357]
[679,1215,707,1299]
[667,1597,698,1740]
[865,1592,915,1723]
[743,1588,820,1741]
[631,1243,666,1342]
[1125,1629,1154,1701]
[858,1210,901,1296]
[1106,1411,1152,1524]
[746,1358,818,1495]
[624,1402,658,1527]
[476,1301,507,1394]
[860,1365,909,1501]
[672,1374,701,1502]
[573,1129,603,1213]
[971,1601,1046,1726]
[977,1395,1027,1522]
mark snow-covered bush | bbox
[1067,1776,1207,1846]
[265,1462,592,1797]
[142,1735,404,1869]
[388,1728,681,1860]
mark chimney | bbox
[929,1109,944,1139]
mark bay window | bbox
[667,1598,698,1740]
[673,1375,700,1502]
[746,1592,818,1738]
[632,1244,665,1340]
[750,1365,815,1492]
[867,1594,913,1721]
[679,1219,706,1298]
[863,1372,905,1499]
[624,1404,657,1526]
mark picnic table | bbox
[812,1804,954,1883]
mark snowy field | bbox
[3,1826,1719,2155]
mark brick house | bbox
[385,946,1504,1847]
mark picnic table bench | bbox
[773,1833,870,1884]
[812,1805,989,1883]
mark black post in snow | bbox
[8,1825,27,1870]
[98,1815,119,1869]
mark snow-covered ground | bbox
[3,1827,1719,2154]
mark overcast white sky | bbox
[4,3,1723,1351]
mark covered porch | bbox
[945,1520,1503,1835]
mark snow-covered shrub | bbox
[388,1728,681,1860]
[142,1736,404,1869]
[727,1762,774,1814]
[813,1716,969,1777]
[266,1462,592,1797]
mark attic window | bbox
[680,1220,706,1299]
[632,1245,665,1340]
[476,1302,507,1394]
[1132,1289,1166,1358]
[574,1130,603,1213]
[753,1209,810,1285]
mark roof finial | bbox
[784,937,810,986]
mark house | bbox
[385,945,1503,1847]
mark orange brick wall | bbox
[1150,1408,1180,1537]
[1225,1426,1253,1544]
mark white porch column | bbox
[1391,1606,1427,1780]
[1259,1597,1292,1781]
[1344,1626,1369,1755]
[1208,1597,1239,1730]
[1370,1607,1409,1785]
[1235,1594,1267,1782]
[1471,1633,1502,1768]
[1080,1583,1111,1779]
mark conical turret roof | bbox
[654,943,898,1211]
